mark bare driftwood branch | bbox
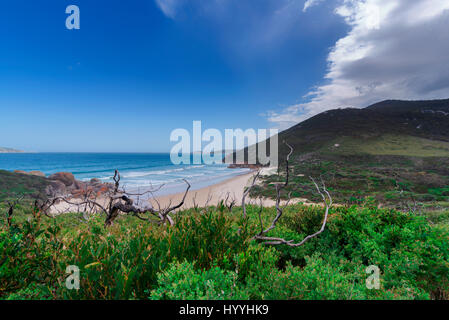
[255,141,293,234]
[395,179,419,214]
[242,141,333,247]
[34,195,61,218]
[42,169,191,227]
[242,170,261,218]
[5,195,24,227]
[104,176,190,226]
[254,177,332,247]
[225,192,236,213]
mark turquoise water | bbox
[0,153,250,195]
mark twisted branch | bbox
[242,171,261,218]
[243,141,332,247]
[42,169,191,227]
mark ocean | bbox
[0,153,250,196]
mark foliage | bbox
[251,154,449,212]
[150,260,248,300]
[1,202,448,300]
[0,170,49,201]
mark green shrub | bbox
[1,203,448,300]
[428,187,449,197]
[264,254,366,300]
[0,220,58,298]
[150,260,249,300]
[160,210,250,270]
[324,206,449,299]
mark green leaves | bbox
[150,260,248,300]
[1,203,448,300]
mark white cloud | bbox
[265,104,306,130]
[303,0,325,12]
[153,0,306,55]
[269,0,449,129]
[154,0,185,19]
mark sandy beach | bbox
[152,171,255,210]
[149,169,307,211]
[50,169,307,214]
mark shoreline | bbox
[151,170,256,210]
[149,168,306,210]
[127,167,253,198]
[50,168,308,214]
[51,170,258,214]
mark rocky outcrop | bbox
[48,172,76,186]
[227,163,262,169]
[45,172,114,199]
[47,180,67,196]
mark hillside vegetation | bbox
[1,203,448,300]
[245,99,449,210]
[1,98,449,300]
[279,98,449,156]
[0,170,49,202]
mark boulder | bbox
[90,178,102,185]
[227,163,261,169]
[95,184,112,197]
[48,172,76,187]
[44,172,114,199]
[74,180,88,190]
[71,186,94,198]
[46,180,67,196]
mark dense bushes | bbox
[1,203,448,300]
[150,260,248,300]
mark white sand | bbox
[50,170,309,214]
[148,170,307,210]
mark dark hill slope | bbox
[279,98,449,157]
[228,99,449,165]
[244,99,449,208]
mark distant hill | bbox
[228,98,449,164]
[278,98,449,159]
[0,147,24,153]
[241,98,449,207]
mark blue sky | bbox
[1,1,448,152]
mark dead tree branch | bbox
[43,169,191,227]
[254,178,332,246]
[103,175,190,226]
[5,195,24,227]
[242,170,261,218]
[242,141,332,247]
[225,192,236,213]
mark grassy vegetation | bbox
[2,99,449,300]
[1,202,448,300]
[275,99,449,158]
[326,135,449,157]
[0,170,49,202]
[252,154,449,211]
[243,99,449,217]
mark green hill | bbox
[246,99,449,208]
[278,98,449,158]
[228,98,449,164]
